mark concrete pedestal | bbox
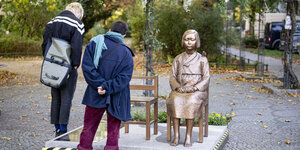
[44,123,228,150]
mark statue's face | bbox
[184,33,196,51]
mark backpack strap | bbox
[98,42,122,66]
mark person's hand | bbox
[185,86,197,93]
[98,86,106,95]
[176,87,186,93]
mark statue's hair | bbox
[181,29,200,48]
[65,2,84,20]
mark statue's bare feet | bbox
[184,136,192,147]
[170,137,179,146]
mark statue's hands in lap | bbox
[185,86,197,93]
[176,86,197,93]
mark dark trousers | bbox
[77,106,121,150]
[50,68,78,125]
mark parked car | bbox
[264,22,284,50]
[280,22,300,53]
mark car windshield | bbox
[272,25,282,31]
[295,23,300,33]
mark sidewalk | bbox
[228,47,300,79]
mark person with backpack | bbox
[41,2,85,138]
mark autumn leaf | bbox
[285,120,291,122]
[276,101,283,104]
[286,139,290,144]
[263,125,268,128]
[292,102,296,105]
[1,137,11,141]
[257,113,262,115]
[32,133,40,137]
[40,118,48,121]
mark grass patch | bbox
[245,48,298,59]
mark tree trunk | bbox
[284,0,300,89]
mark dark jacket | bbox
[81,35,135,121]
[41,10,84,67]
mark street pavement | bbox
[0,52,300,149]
[228,47,300,80]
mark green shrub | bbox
[127,1,145,52]
[158,111,168,123]
[132,110,168,123]
[155,3,188,59]
[131,110,234,126]
[0,34,42,56]
[208,112,233,126]
[127,1,225,61]
[131,110,154,122]
[83,22,106,44]
[188,1,225,60]
[244,35,258,48]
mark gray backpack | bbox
[40,37,71,88]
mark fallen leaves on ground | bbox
[293,57,300,66]
[286,139,291,144]
[0,70,17,86]
[286,93,300,97]
[221,75,282,84]
[263,125,268,128]
[133,54,171,76]
[32,133,40,137]
[1,137,11,141]
[285,120,291,122]
[0,70,41,87]
[252,86,271,94]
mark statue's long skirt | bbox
[167,91,206,119]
